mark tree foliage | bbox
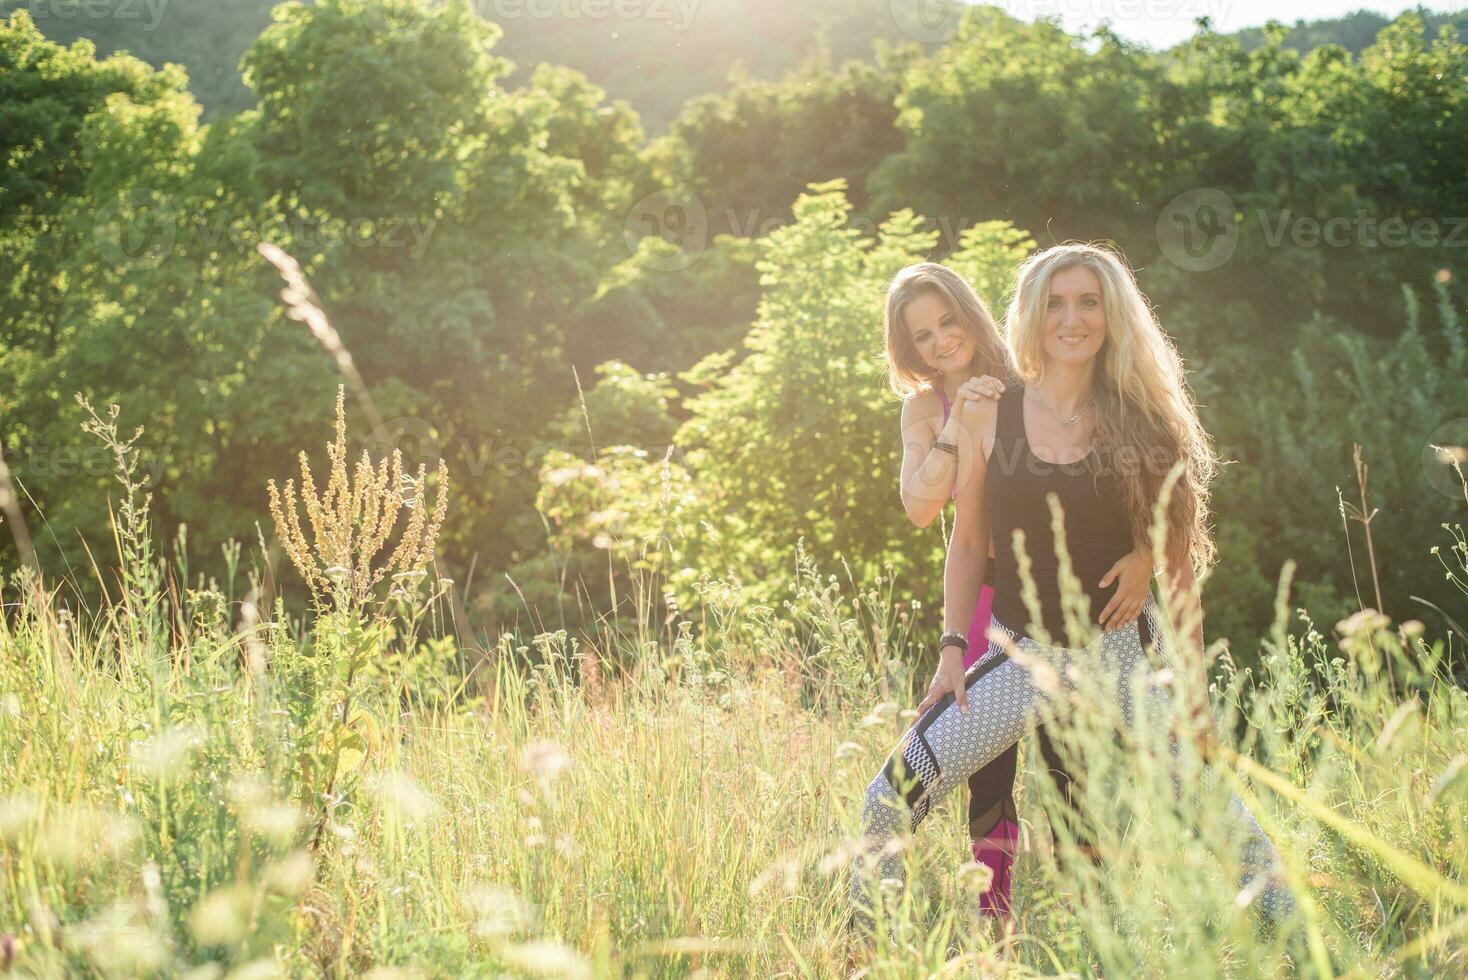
[2,2,1464,653]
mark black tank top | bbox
[986,384,1141,641]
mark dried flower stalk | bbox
[268,386,448,611]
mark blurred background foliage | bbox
[2,0,1466,660]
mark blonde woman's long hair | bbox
[1005,243,1220,575]
[884,262,1016,399]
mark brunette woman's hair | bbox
[884,262,1015,399]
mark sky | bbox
[1002,0,1466,49]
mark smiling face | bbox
[1041,265,1107,367]
[904,289,974,375]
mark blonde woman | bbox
[883,262,1153,919]
[852,244,1293,932]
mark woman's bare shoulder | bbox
[900,388,942,427]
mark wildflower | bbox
[521,740,572,782]
[374,772,436,824]
[190,885,254,946]
[130,725,203,779]
[1427,755,1468,807]
[1376,701,1420,753]
[0,795,39,841]
[1335,608,1390,637]
[499,941,592,979]
[817,837,867,876]
[264,851,314,897]
[957,860,995,894]
[231,778,305,846]
[36,808,136,868]
[267,386,448,612]
[1007,647,1060,695]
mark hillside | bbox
[1233,6,1466,54]
[15,0,1464,130]
[1,0,939,129]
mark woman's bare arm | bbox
[898,378,1003,528]
[917,397,997,716]
[898,393,960,528]
[943,397,995,645]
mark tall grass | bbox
[1,387,1464,978]
[3,247,1465,976]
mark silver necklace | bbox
[1029,387,1093,427]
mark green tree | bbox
[567,233,760,377]
[1206,278,1468,647]
[870,8,1167,248]
[650,50,908,235]
[1,0,651,599]
[531,181,1035,635]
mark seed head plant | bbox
[267,385,449,617]
[257,246,452,853]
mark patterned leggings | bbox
[958,583,1084,918]
[850,601,1294,928]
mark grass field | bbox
[1,396,1465,979]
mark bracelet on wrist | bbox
[938,630,969,655]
